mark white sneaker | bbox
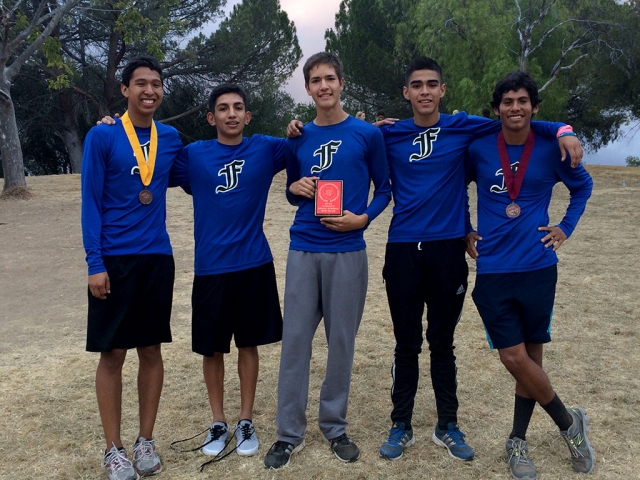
[102,444,139,480]
[132,437,162,476]
[235,419,259,456]
[202,422,229,456]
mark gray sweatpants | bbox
[276,249,368,444]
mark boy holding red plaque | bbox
[263,52,391,469]
[81,56,183,479]
[169,84,286,460]
[465,71,594,479]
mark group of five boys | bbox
[81,51,594,480]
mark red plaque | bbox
[315,180,343,217]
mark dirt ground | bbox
[0,165,638,479]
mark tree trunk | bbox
[0,81,27,190]
[59,90,84,173]
[63,127,83,174]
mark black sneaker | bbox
[326,433,360,463]
[264,440,305,469]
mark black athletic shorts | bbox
[86,254,175,352]
[472,264,557,350]
[191,261,283,355]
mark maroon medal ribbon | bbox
[497,130,535,217]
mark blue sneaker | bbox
[432,423,474,461]
[379,422,415,460]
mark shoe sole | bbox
[571,408,596,474]
[202,442,226,456]
[236,443,259,456]
[379,436,416,461]
[264,439,305,469]
[332,449,360,463]
[137,465,162,477]
[504,451,536,479]
[432,433,474,461]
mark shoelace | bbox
[208,425,227,442]
[507,440,533,465]
[443,427,466,445]
[388,427,408,444]
[133,439,153,461]
[561,431,586,458]
[239,422,254,441]
[331,433,351,447]
[548,429,586,458]
[102,444,133,471]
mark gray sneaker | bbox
[202,422,229,456]
[325,433,360,462]
[235,419,259,456]
[132,437,162,476]
[504,437,536,480]
[102,444,139,480]
[561,408,595,473]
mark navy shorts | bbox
[471,265,557,350]
[86,254,174,352]
[191,261,283,355]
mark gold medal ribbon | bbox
[121,111,157,187]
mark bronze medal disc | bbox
[139,189,153,205]
[505,202,521,218]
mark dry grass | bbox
[0,185,33,200]
[0,165,638,479]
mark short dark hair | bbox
[121,56,162,87]
[303,52,344,84]
[491,71,541,109]
[208,84,248,113]
[376,111,385,117]
[405,56,443,85]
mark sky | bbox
[219,0,638,166]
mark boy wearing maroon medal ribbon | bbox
[464,71,594,479]
[81,56,183,480]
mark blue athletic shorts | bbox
[471,265,557,350]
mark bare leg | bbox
[203,353,226,423]
[238,346,259,421]
[137,344,164,440]
[499,342,555,405]
[96,349,128,449]
[514,343,543,398]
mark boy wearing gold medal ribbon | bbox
[81,56,183,480]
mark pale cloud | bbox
[218,0,343,103]
[279,0,343,103]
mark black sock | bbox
[509,394,536,440]
[541,394,573,431]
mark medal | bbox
[505,202,521,218]
[121,111,158,204]
[138,189,153,205]
[497,130,535,218]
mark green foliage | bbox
[326,0,640,146]
[292,103,318,124]
[325,0,414,117]
[16,0,302,172]
[626,156,640,167]
[245,81,296,138]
